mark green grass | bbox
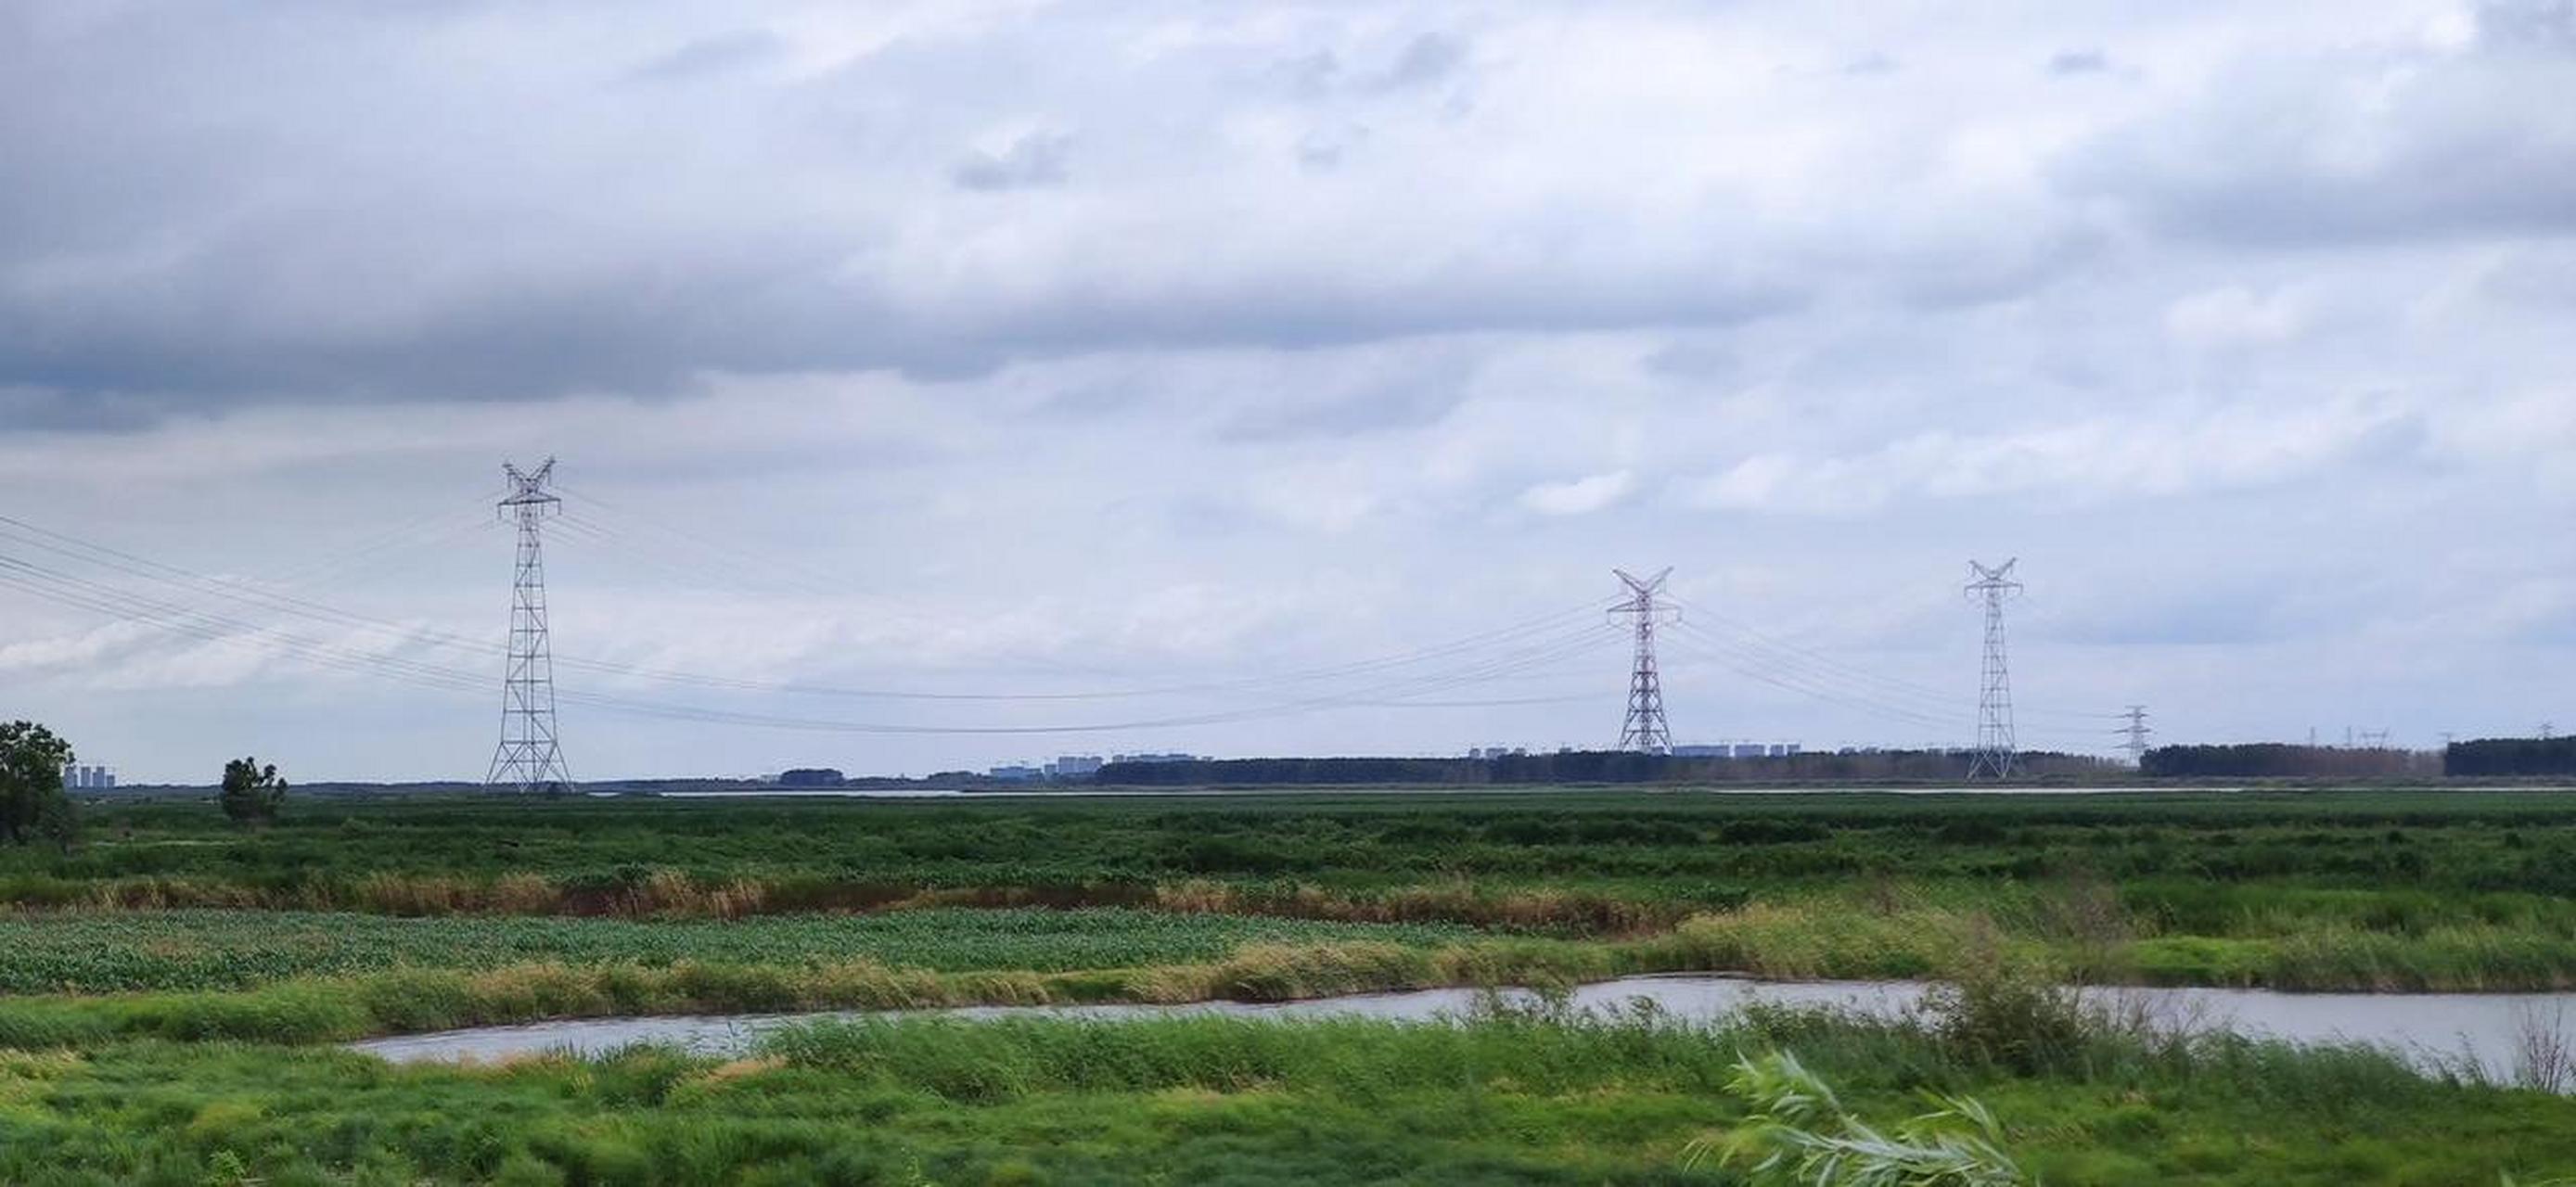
[6,899,2573,1049]
[20,789,2576,912]
[0,937,1635,1046]
[12,788,2576,992]
[4,1010,2573,1185]
[0,909,1479,994]
[6,792,2576,1181]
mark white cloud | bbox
[4,0,2572,778]
[1685,394,2424,514]
[2164,285,2308,350]
[1517,469,1634,516]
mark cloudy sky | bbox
[5,0,2572,782]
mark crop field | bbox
[0,908,1479,994]
[6,787,2576,1183]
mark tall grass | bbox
[10,897,2576,1052]
[0,938,1618,1046]
[8,994,2576,1183]
[0,907,1478,994]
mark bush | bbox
[1921,938,2088,1075]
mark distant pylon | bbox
[1964,558,2022,780]
[487,458,572,794]
[1612,568,1678,754]
[2118,705,2151,766]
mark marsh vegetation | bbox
[5,788,2575,1182]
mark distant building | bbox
[1045,755,1104,779]
[1670,745,1727,758]
[60,764,115,790]
[988,765,1044,782]
[1111,752,1199,764]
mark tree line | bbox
[1094,749,2121,786]
[2444,736,2576,777]
[2140,744,2428,778]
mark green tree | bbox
[0,721,76,849]
[219,757,288,826]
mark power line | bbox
[0,534,1627,741]
[1658,593,2113,727]
[1657,623,1961,733]
[0,508,1619,706]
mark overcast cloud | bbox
[3,0,2571,781]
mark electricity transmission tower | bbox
[1964,558,2022,780]
[1612,568,1678,755]
[2118,705,2151,766]
[487,458,572,794]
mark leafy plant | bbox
[1689,1051,2027,1186]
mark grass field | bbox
[6,787,2576,1183]
[6,1006,2574,1186]
[7,788,2576,992]
[22,790,2576,907]
[0,909,1478,994]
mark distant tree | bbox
[2446,736,2576,777]
[0,721,76,849]
[2142,743,2418,779]
[220,757,289,826]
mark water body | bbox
[352,975,2572,1083]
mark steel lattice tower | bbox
[2118,705,2151,766]
[487,458,572,794]
[1964,558,2022,780]
[1613,568,1677,755]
